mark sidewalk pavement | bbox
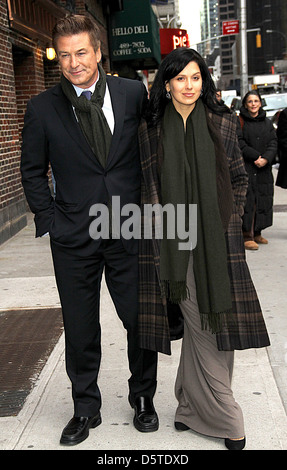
[0,178,287,451]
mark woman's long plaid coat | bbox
[138,108,270,355]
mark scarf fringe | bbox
[161,280,190,305]
[162,279,233,334]
[200,308,233,334]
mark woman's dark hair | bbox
[242,90,262,107]
[146,47,229,125]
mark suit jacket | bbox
[21,75,147,254]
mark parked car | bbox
[222,94,237,107]
[221,90,237,107]
[261,93,287,127]
[230,93,287,127]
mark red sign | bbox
[222,20,239,36]
[160,29,190,56]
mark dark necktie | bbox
[81,88,113,235]
[81,90,92,100]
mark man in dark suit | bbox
[21,14,158,446]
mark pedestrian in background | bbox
[237,90,277,250]
[215,88,224,104]
[276,107,287,189]
[21,14,158,446]
[138,47,270,450]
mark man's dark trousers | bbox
[51,238,157,417]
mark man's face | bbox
[56,32,101,89]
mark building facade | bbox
[0,0,116,245]
[151,0,180,29]
[198,0,220,57]
[243,0,287,77]
[223,0,287,91]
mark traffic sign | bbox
[222,20,239,36]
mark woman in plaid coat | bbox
[138,48,270,450]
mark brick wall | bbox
[0,0,27,243]
[13,44,47,139]
[0,0,109,244]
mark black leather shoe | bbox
[60,413,101,445]
[225,437,246,450]
[132,396,159,432]
[174,421,190,431]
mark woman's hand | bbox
[254,156,268,168]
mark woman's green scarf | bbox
[160,99,232,333]
[61,64,112,167]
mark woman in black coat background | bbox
[237,90,277,250]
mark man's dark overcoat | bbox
[21,75,146,255]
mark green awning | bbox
[109,0,161,69]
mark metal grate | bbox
[0,308,63,417]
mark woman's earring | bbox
[200,88,203,96]
[166,91,171,99]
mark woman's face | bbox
[165,61,202,115]
[244,94,261,117]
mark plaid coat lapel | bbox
[139,119,172,354]
[209,112,270,350]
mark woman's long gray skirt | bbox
[175,254,245,440]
